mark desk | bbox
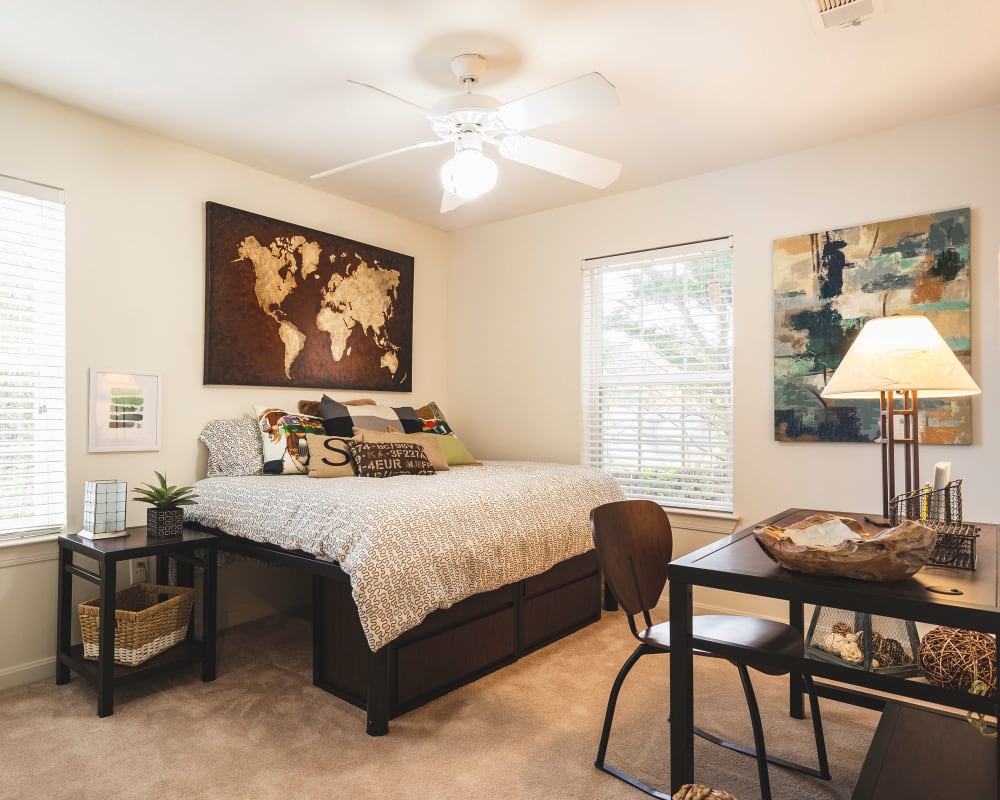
[56,527,218,717]
[667,508,999,797]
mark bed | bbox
[187,426,624,734]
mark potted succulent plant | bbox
[132,471,198,537]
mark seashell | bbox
[840,642,864,663]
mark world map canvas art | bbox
[204,202,413,391]
[773,207,972,445]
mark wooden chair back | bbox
[590,500,673,620]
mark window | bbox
[582,237,734,513]
[0,175,66,539]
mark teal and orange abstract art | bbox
[773,207,972,445]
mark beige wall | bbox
[0,83,450,688]
[2,78,999,687]
[447,104,1000,614]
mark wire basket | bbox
[922,521,980,570]
[889,479,963,525]
[889,479,980,570]
[805,608,921,676]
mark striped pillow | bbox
[320,394,422,437]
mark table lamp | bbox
[820,315,980,523]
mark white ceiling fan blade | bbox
[440,190,466,214]
[495,72,618,132]
[499,135,621,189]
[310,140,448,180]
[347,79,435,118]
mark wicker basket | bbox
[78,583,194,667]
[673,785,738,800]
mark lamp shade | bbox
[821,316,980,399]
[439,149,498,200]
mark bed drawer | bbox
[523,550,599,598]
[313,552,602,731]
[394,584,513,645]
[521,570,601,652]
[395,606,516,710]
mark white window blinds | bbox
[0,175,66,538]
[582,237,734,513]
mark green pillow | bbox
[414,432,480,466]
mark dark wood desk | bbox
[852,701,997,799]
[667,508,999,796]
[56,526,219,716]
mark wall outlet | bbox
[132,560,148,583]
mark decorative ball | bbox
[673,786,738,800]
[917,626,996,694]
[871,631,907,667]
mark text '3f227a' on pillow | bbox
[353,428,449,471]
[348,440,435,478]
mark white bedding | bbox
[186,461,624,651]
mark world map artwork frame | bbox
[773,207,972,445]
[204,202,413,391]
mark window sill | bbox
[0,531,62,550]
[659,508,741,536]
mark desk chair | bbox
[590,500,830,800]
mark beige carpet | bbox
[0,610,879,799]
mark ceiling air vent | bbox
[806,0,887,31]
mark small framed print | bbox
[88,368,162,452]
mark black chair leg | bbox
[694,668,832,789]
[597,644,647,767]
[802,673,831,780]
[594,651,829,800]
[736,663,773,800]
[595,645,671,799]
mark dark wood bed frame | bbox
[195,526,604,735]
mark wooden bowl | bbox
[753,513,937,581]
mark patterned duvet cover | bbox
[187,461,623,650]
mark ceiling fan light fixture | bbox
[440,148,498,200]
[315,55,622,209]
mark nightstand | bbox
[56,526,218,716]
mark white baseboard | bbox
[691,599,785,624]
[0,655,55,691]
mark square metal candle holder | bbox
[82,480,127,534]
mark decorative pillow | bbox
[320,394,422,436]
[304,434,357,478]
[353,428,450,471]
[348,441,435,478]
[414,431,480,466]
[298,397,376,417]
[200,418,264,477]
[414,401,454,435]
[253,404,326,475]
[409,402,482,464]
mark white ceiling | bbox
[2,0,999,231]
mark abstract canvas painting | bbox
[205,202,413,391]
[773,207,971,444]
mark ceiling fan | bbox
[310,54,622,213]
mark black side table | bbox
[56,526,218,716]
